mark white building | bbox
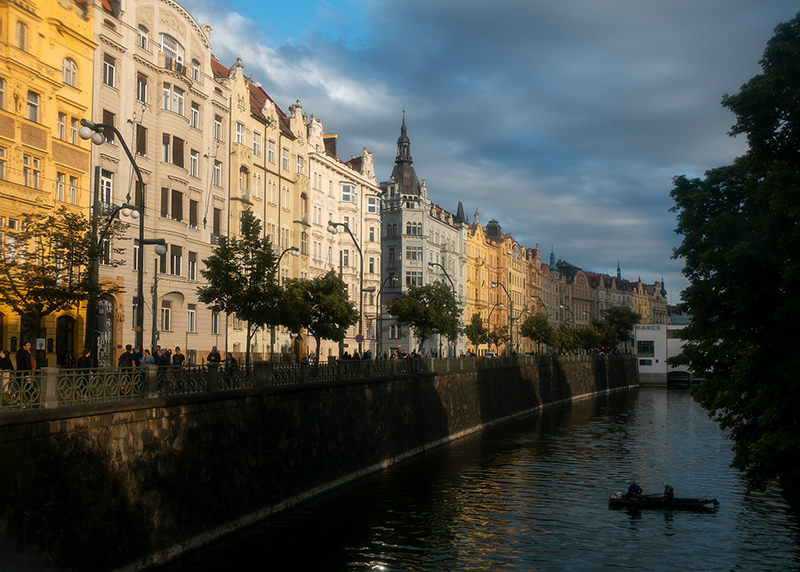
[634,323,693,385]
[379,116,467,356]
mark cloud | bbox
[183,0,798,301]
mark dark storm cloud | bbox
[184,0,798,301]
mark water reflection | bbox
[157,387,800,572]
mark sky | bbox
[181,0,798,304]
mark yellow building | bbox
[0,0,95,364]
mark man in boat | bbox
[663,484,674,501]
[626,481,643,499]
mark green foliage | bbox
[576,327,603,351]
[603,306,641,348]
[0,207,121,340]
[669,12,800,491]
[464,312,489,349]
[519,313,555,350]
[282,270,359,360]
[487,326,508,352]
[198,210,281,364]
[554,324,576,351]
[386,282,461,351]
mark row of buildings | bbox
[0,0,667,366]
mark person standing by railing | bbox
[16,342,32,371]
[172,347,185,367]
[118,345,135,368]
[0,349,14,400]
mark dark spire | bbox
[389,112,421,196]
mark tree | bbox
[669,13,800,491]
[198,210,281,366]
[603,306,641,350]
[519,313,555,353]
[554,324,576,352]
[576,327,603,351]
[464,312,489,351]
[386,282,461,352]
[487,326,509,353]
[281,271,358,362]
[0,207,121,344]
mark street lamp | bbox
[428,262,457,357]
[376,274,398,357]
[84,165,139,367]
[80,119,151,351]
[560,303,575,328]
[271,246,300,360]
[327,221,365,356]
[491,281,513,354]
[149,242,168,352]
[531,295,548,316]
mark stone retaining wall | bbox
[0,356,637,571]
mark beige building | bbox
[0,0,95,365]
[88,0,230,365]
[307,115,382,359]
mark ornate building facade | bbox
[0,0,95,364]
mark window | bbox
[369,257,375,274]
[188,251,197,280]
[211,312,219,334]
[296,156,303,174]
[137,25,149,50]
[0,78,5,109]
[69,176,77,205]
[162,135,184,167]
[56,173,65,202]
[100,170,113,207]
[191,59,200,81]
[190,149,199,177]
[162,83,170,110]
[189,200,198,228]
[16,21,27,51]
[172,86,184,115]
[235,122,245,144]
[406,246,423,261]
[70,118,78,145]
[137,73,148,102]
[161,188,169,217]
[253,131,262,156]
[103,54,116,87]
[637,341,655,358]
[213,160,222,186]
[62,59,78,87]
[22,155,40,188]
[254,174,262,199]
[406,271,423,286]
[213,207,221,236]
[187,304,197,333]
[342,249,349,267]
[0,147,5,180]
[160,33,184,71]
[268,140,275,163]
[342,185,354,203]
[171,189,183,221]
[58,113,66,140]
[369,226,375,242]
[102,110,115,143]
[282,148,289,171]
[161,301,172,331]
[301,232,308,255]
[162,133,170,162]
[26,91,39,122]
[214,115,223,140]
[170,245,182,275]
[389,325,400,339]
[367,197,379,214]
[190,102,199,128]
[136,124,147,155]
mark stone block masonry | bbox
[0,355,637,571]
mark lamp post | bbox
[491,281,513,354]
[84,165,140,367]
[376,274,398,357]
[560,303,575,328]
[487,302,503,354]
[327,221,365,356]
[79,119,151,351]
[270,246,300,360]
[531,295,548,317]
[428,262,456,357]
[148,242,168,352]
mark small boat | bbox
[608,493,719,510]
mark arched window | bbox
[159,33,184,71]
[301,232,308,255]
[406,222,412,235]
[62,58,77,87]
[137,25,149,49]
[191,59,200,81]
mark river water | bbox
[156,386,800,571]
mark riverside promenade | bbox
[0,354,638,571]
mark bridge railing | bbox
[0,353,633,412]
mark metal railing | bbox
[0,354,634,413]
